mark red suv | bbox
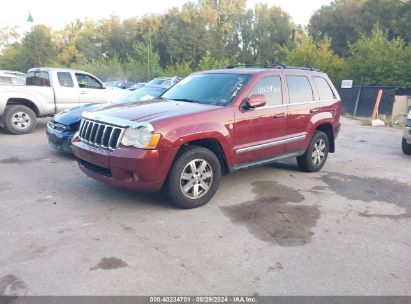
[72,66,341,208]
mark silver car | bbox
[402,110,411,155]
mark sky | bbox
[0,0,333,31]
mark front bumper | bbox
[46,125,75,153]
[72,139,178,192]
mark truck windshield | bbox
[161,73,251,106]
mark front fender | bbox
[0,87,51,116]
[158,120,235,168]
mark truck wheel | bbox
[165,145,222,209]
[402,138,411,155]
[4,105,37,135]
[297,130,329,172]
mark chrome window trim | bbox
[236,134,306,154]
[252,104,287,111]
[288,98,337,105]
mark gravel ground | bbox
[0,117,410,296]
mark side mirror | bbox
[245,94,266,109]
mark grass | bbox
[343,113,405,128]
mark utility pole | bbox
[147,36,150,81]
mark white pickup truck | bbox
[0,67,128,134]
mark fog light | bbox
[133,173,139,182]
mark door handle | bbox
[274,113,286,119]
[310,108,320,113]
[80,91,87,94]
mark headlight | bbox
[121,124,161,149]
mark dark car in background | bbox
[46,85,170,153]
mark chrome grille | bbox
[78,119,124,151]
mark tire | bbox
[4,105,37,135]
[402,137,411,155]
[297,130,329,172]
[165,145,222,209]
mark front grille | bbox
[78,119,124,150]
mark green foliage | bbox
[197,51,229,71]
[347,27,411,87]
[0,25,58,71]
[0,0,410,88]
[286,35,347,84]
[309,0,411,55]
[71,56,125,81]
[164,61,193,77]
[252,3,293,64]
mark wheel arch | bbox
[315,123,335,153]
[174,138,230,175]
[6,98,40,116]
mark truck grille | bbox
[78,119,124,151]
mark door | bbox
[285,74,319,153]
[54,71,80,112]
[75,73,107,104]
[234,75,287,165]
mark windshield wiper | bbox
[169,98,199,103]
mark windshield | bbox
[112,86,167,104]
[161,73,251,106]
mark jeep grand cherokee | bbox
[72,66,341,209]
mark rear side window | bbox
[249,76,283,106]
[57,72,74,88]
[314,77,335,100]
[26,71,50,87]
[286,76,313,104]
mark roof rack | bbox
[226,64,286,69]
[285,66,320,72]
[225,64,320,72]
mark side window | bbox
[75,73,103,89]
[314,77,335,100]
[57,72,74,88]
[249,76,282,107]
[26,71,50,87]
[286,76,313,104]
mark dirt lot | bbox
[0,117,410,296]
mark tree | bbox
[0,25,58,71]
[0,26,20,53]
[286,35,347,84]
[165,61,193,77]
[251,3,294,64]
[348,27,411,87]
[197,51,229,71]
[308,0,411,55]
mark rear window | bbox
[57,72,74,87]
[314,77,335,100]
[286,76,314,104]
[26,71,50,87]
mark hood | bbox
[53,103,107,125]
[95,99,222,124]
